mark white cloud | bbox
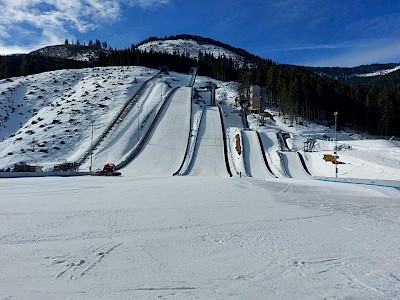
[0,25,10,38]
[0,44,32,55]
[0,0,170,54]
[306,40,400,67]
[129,0,169,8]
[268,42,356,52]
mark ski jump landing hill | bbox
[121,86,192,176]
[75,69,197,174]
[280,151,311,179]
[241,130,276,178]
[74,67,311,180]
[115,67,232,178]
[183,105,232,177]
[275,131,312,179]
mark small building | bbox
[258,112,276,125]
[249,85,266,113]
[14,162,43,172]
[159,66,169,75]
[304,138,316,152]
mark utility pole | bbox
[89,122,94,172]
[334,111,338,179]
[137,107,140,141]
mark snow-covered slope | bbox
[186,106,229,177]
[356,65,400,77]
[280,152,311,179]
[137,39,247,67]
[120,86,192,176]
[245,108,400,181]
[0,67,157,168]
[242,130,275,178]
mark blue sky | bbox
[1,0,400,67]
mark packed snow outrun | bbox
[1,67,400,299]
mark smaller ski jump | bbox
[242,130,276,178]
[280,151,311,179]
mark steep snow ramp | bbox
[186,106,229,177]
[242,130,275,178]
[121,87,192,176]
[281,152,311,179]
[259,131,287,177]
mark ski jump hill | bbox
[1,66,399,188]
[76,69,399,190]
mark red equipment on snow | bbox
[91,163,121,176]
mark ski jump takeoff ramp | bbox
[122,87,192,176]
[185,106,230,177]
[280,151,311,180]
[242,130,275,178]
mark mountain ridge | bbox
[9,34,398,76]
[29,44,106,61]
[135,34,266,65]
[311,63,400,80]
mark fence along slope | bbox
[78,73,160,167]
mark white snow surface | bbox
[242,130,274,178]
[1,67,400,299]
[245,109,400,181]
[186,106,228,177]
[280,152,311,180]
[121,86,192,176]
[1,175,400,299]
[356,65,400,77]
[0,66,157,169]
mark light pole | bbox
[334,111,338,179]
[137,108,140,141]
[89,122,94,172]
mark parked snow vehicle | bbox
[92,163,121,176]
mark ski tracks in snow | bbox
[47,240,122,281]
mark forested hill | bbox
[136,34,268,65]
[311,63,400,80]
[0,54,88,79]
[0,37,399,137]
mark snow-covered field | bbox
[1,175,400,299]
[1,67,400,299]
